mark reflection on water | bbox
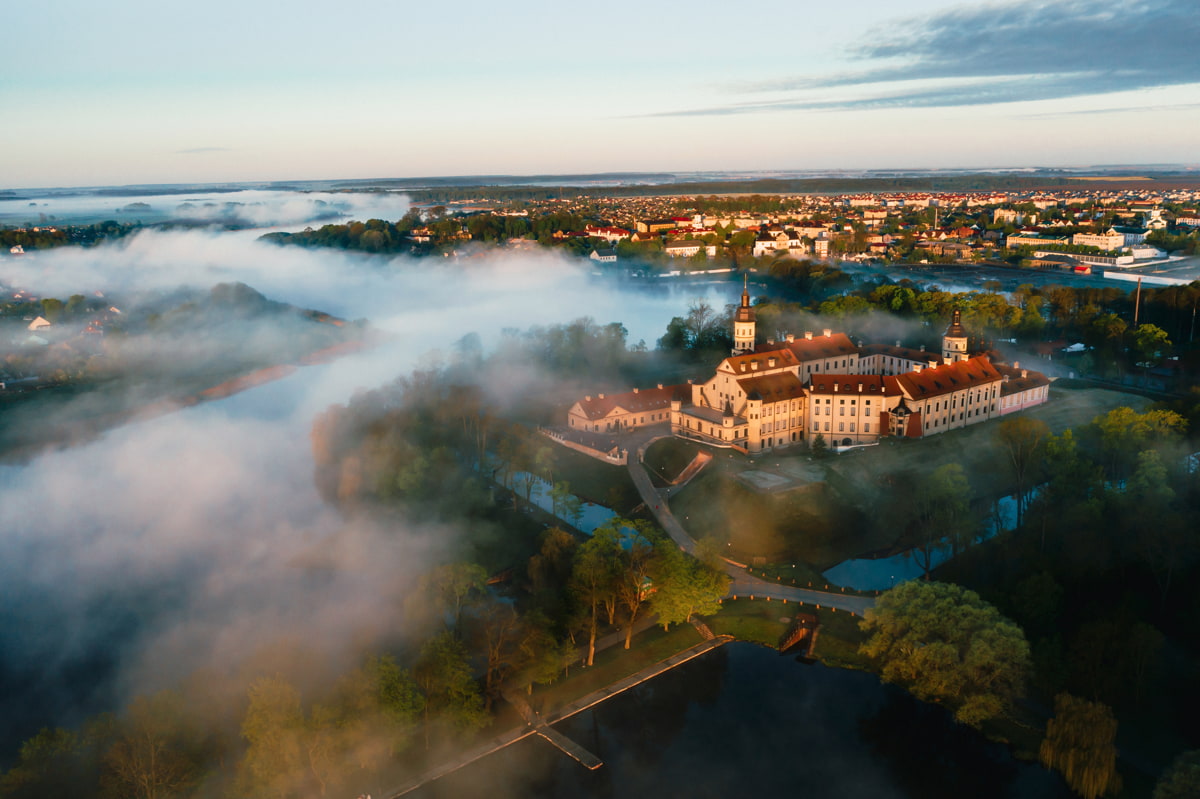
[413,643,1068,799]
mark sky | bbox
[2,0,1198,188]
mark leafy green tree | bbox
[859,581,1031,727]
[414,631,487,748]
[1040,693,1122,799]
[569,527,622,666]
[1092,407,1186,477]
[0,726,102,799]
[1154,750,1200,799]
[407,562,487,631]
[39,297,64,323]
[996,416,1050,528]
[238,676,306,799]
[648,539,730,629]
[911,463,973,573]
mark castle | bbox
[567,282,1050,454]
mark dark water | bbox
[415,642,1069,799]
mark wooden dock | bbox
[535,726,603,770]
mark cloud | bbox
[653,0,1200,116]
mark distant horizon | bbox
[5,162,1200,196]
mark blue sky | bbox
[2,0,1197,188]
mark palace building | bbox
[567,283,1051,453]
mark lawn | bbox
[542,437,641,513]
[708,598,873,670]
[642,437,702,486]
[669,463,873,568]
[530,624,703,714]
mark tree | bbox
[910,464,973,574]
[1154,750,1200,799]
[859,580,1031,727]
[569,527,622,666]
[1093,407,1186,478]
[1130,323,1171,381]
[239,676,306,799]
[104,691,200,799]
[996,416,1050,528]
[610,520,659,649]
[810,432,829,458]
[648,540,730,629]
[39,297,64,323]
[1040,693,1122,799]
[413,631,487,748]
[408,562,487,630]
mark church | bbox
[567,282,1050,454]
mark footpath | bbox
[625,431,875,616]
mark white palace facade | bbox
[567,284,1050,453]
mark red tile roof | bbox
[893,356,1001,399]
[782,332,858,361]
[737,372,806,402]
[573,384,688,420]
[723,348,799,373]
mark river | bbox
[412,642,1069,799]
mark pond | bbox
[411,642,1070,799]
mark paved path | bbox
[626,433,875,616]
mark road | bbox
[623,427,874,616]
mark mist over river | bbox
[0,196,1066,794]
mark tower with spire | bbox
[732,274,756,355]
[942,309,969,363]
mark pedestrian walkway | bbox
[626,434,875,615]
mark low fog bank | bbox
[0,189,412,229]
[0,229,739,761]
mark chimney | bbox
[598,393,605,399]
[657,383,663,389]
[1021,369,1028,378]
[913,364,923,373]
[633,387,639,393]
[585,395,592,401]
[823,328,832,338]
[767,337,775,346]
[896,339,901,347]
[805,331,813,340]
[920,345,925,352]
[1013,360,1020,369]
[786,333,795,343]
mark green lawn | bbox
[669,465,872,568]
[643,437,702,486]
[530,624,703,713]
[543,439,641,513]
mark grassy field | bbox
[669,461,873,568]
[542,438,641,513]
[642,437,702,486]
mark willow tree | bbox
[1040,693,1122,799]
[859,580,1031,727]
